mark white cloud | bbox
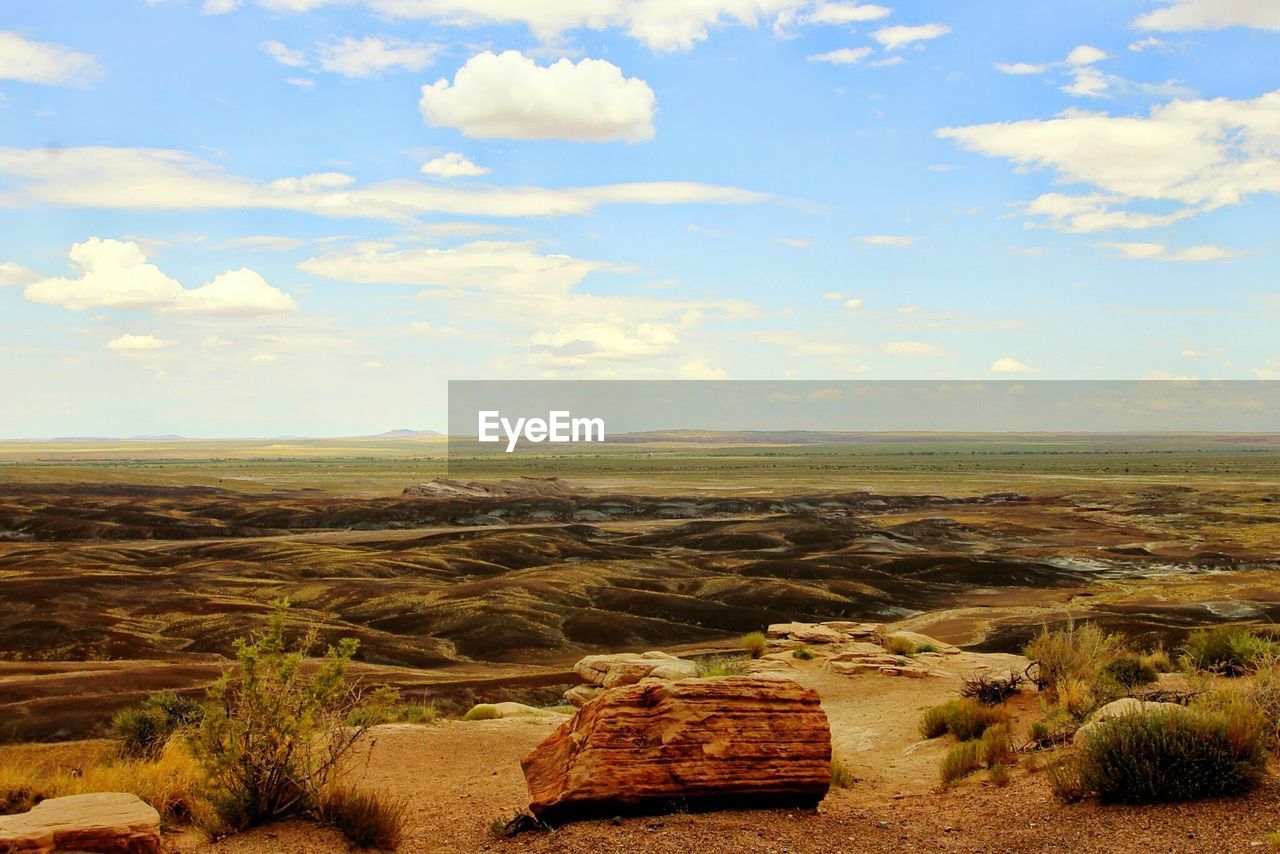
[805,2,891,24]
[996,44,1113,98]
[260,40,308,68]
[843,298,863,310]
[882,340,943,356]
[808,47,873,64]
[678,358,728,379]
[252,353,278,363]
[857,234,916,247]
[530,321,680,365]
[0,31,101,86]
[23,238,299,316]
[362,360,382,369]
[1129,37,1171,53]
[218,235,310,252]
[0,146,767,220]
[285,77,315,89]
[937,90,1280,232]
[995,62,1047,75]
[1065,45,1107,66]
[1255,357,1280,380]
[776,237,812,248]
[1096,241,1236,262]
[420,51,655,142]
[990,356,1035,374]
[202,0,243,12]
[420,152,489,177]
[871,23,950,50]
[1135,1,1280,32]
[317,36,438,76]
[106,334,167,351]
[0,262,38,286]
[408,321,460,337]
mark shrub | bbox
[195,601,393,830]
[961,671,1025,706]
[1054,677,1100,721]
[696,655,750,677]
[316,786,408,850]
[1074,706,1268,804]
[1100,655,1158,689]
[1267,830,1280,852]
[978,725,1015,767]
[792,646,815,661]
[1184,627,1280,676]
[1025,620,1120,692]
[114,692,204,759]
[1046,756,1087,803]
[1246,660,1280,747]
[917,643,941,654]
[886,636,917,656]
[988,762,1011,787]
[740,632,768,659]
[918,698,1008,741]
[463,705,500,721]
[1142,644,1174,674]
[830,757,855,789]
[939,741,982,786]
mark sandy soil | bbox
[168,650,1280,853]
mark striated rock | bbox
[563,685,604,708]
[473,702,569,719]
[521,677,832,822]
[820,621,883,639]
[0,792,161,854]
[1073,698,1187,745]
[766,623,845,644]
[574,652,699,688]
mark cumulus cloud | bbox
[678,359,728,379]
[106,334,167,351]
[0,31,101,86]
[420,152,489,177]
[23,238,299,316]
[996,44,1113,98]
[937,89,1280,232]
[804,2,891,25]
[808,47,873,64]
[419,51,656,142]
[317,36,438,76]
[0,262,38,286]
[1096,241,1236,262]
[0,146,767,220]
[1134,0,1280,32]
[260,40,308,68]
[882,340,943,356]
[871,23,950,50]
[990,356,1035,374]
[857,234,916,247]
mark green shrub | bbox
[1046,756,1087,803]
[988,762,1011,787]
[114,692,205,759]
[696,655,750,677]
[316,787,408,850]
[939,741,982,786]
[1100,655,1159,689]
[886,636,918,656]
[1142,644,1174,674]
[1246,660,1280,747]
[740,632,768,659]
[917,643,940,654]
[792,646,815,661]
[195,601,394,829]
[1074,706,1268,804]
[463,705,500,721]
[918,698,1008,741]
[830,757,855,789]
[1183,627,1279,676]
[1024,620,1120,692]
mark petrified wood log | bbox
[521,676,832,822]
[0,792,161,853]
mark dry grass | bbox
[919,698,1009,741]
[740,632,768,659]
[830,757,855,789]
[316,786,408,850]
[1025,621,1121,695]
[462,705,500,721]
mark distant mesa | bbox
[362,428,444,439]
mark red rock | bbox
[0,792,161,853]
[521,677,832,822]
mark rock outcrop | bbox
[523,677,832,822]
[1073,697,1188,745]
[0,792,161,854]
[573,651,699,688]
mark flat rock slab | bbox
[574,652,699,688]
[0,792,161,854]
[522,676,832,823]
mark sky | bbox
[2,0,1279,437]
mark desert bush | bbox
[696,655,750,677]
[917,642,941,654]
[1099,655,1158,689]
[1046,756,1087,803]
[792,646,815,661]
[1267,830,1280,852]
[195,601,393,830]
[830,757,855,789]
[886,636,918,656]
[961,671,1025,706]
[988,762,1011,787]
[1073,705,1268,804]
[978,725,1015,767]
[1142,644,1174,674]
[1025,620,1120,692]
[918,698,1008,741]
[463,705,500,721]
[316,786,408,850]
[939,741,982,786]
[114,692,205,759]
[1246,659,1280,747]
[740,631,768,659]
[1183,626,1280,676]
[1054,677,1100,721]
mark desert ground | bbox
[2,435,1279,851]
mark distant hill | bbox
[360,429,444,439]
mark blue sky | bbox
[2,0,1279,436]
